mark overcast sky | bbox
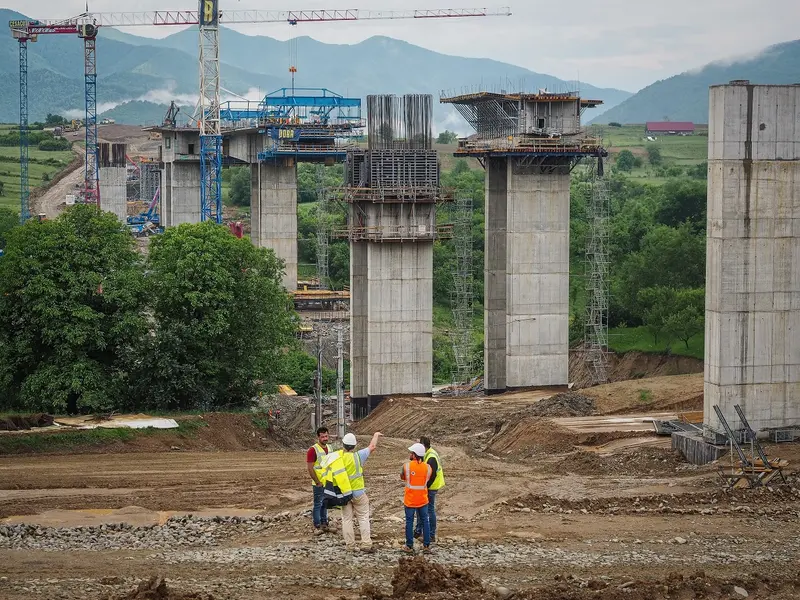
[8,0,800,92]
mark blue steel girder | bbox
[200,135,222,223]
[18,39,30,223]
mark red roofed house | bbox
[645,121,695,136]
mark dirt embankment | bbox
[0,412,314,456]
[570,350,703,389]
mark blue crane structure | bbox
[9,6,511,224]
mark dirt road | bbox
[2,431,799,599]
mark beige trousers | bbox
[342,493,371,548]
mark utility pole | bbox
[314,331,323,431]
[336,325,345,438]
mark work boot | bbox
[422,546,433,555]
[360,546,375,554]
[313,528,324,537]
[402,546,415,555]
[413,531,422,540]
[430,534,436,543]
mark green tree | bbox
[646,145,663,166]
[656,179,707,228]
[135,223,295,410]
[688,161,708,180]
[0,180,5,196]
[665,287,705,349]
[0,205,146,413]
[436,130,459,144]
[228,166,250,206]
[637,286,675,346]
[615,149,636,172]
[45,113,67,126]
[612,222,706,325]
[0,207,16,248]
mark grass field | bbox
[0,146,76,213]
[608,325,704,360]
[590,124,708,185]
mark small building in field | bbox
[645,121,695,136]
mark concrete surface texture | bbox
[98,167,127,223]
[350,242,369,402]
[485,158,570,392]
[250,161,298,290]
[365,242,433,397]
[705,83,800,434]
[160,162,201,227]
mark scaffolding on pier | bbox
[315,164,330,290]
[584,156,610,385]
[449,194,475,388]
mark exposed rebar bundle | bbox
[584,156,609,385]
[450,194,475,389]
[367,94,432,150]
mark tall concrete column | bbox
[350,241,369,408]
[366,242,433,399]
[98,142,127,222]
[705,82,800,434]
[506,163,570,388]
[251,160,297,290]
[160,162,201,226]
[484,158,570,392]
[485,157,508,393]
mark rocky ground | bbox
[1,379,799,599]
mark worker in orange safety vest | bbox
[400,442,433,554]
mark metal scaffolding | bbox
[584,156,610,385]
[315,165,330,290]
[450,194,475,387]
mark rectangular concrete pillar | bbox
[506,163,570,388]
[705,83,800,434]
[98,142,127,223]
[350,241,368,403]
[99,167,127,222]
[484,158,570,392]
[366,242,433,399]
[251,160,297,290]
[160,162,201,227]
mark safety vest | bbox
[322,450,353,507]
[403,460,431,508]
[310,442,329,485]
[341,451,365,492]
[424,448,445,491]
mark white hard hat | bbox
[408,443,426,458]
[342,433,357,446]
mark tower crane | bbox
[10,5,512,224]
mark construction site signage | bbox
[199,0,219,27]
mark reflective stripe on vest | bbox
[323,452,352,499]
[403,461,430,508]
[311,443,329,484]
[342,451,365,492]
[424,447,445,491]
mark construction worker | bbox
[414,436,445,543]
[339,431,383,552]
[400,442,432,554]
[306,427,331,534]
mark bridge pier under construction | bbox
[442,90,606,393]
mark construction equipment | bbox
[713,405,788,490]
[127,187,163,236]
[11,6,512,223]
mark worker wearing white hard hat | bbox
[339,430,383,552]
[400,442,433,554]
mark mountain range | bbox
[0,9,630,130]
[591,39,800,125]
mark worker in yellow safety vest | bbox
[339,431,383,552]
[320,446,353,510]
[306,427,330,534]
[413,436,445,543]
